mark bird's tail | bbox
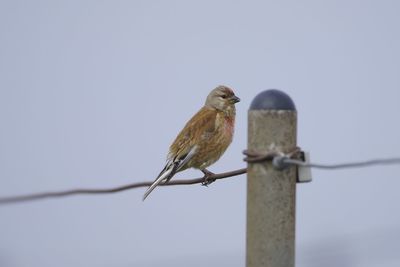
[142,162,177,201]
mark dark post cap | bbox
[250,89,296,111]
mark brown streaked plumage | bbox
[143,85,240,200]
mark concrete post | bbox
[246,89,297,267]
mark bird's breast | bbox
[224,115,235,136]
[187,112,235,170]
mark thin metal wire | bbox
[281,157,400,170]
[0,168,247,205]
[2,150,400,205]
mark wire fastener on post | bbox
[243,147,302,168]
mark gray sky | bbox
[1,0,400,266]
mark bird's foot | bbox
[201,169,216,186]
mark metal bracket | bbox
[297,151,312,183]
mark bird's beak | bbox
[231,95,240,103]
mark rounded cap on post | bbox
[250,89,296,111]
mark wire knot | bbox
[243,147,303,170]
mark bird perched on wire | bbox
[143,85,240,200]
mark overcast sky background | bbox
[1,1,400,266]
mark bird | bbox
[142,85,240,200]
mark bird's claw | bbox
[201,169,216,186]
[201,177,216,186]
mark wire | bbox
[0,168,247,205]
[281,157,400,170]
[1,150,400,206]
[244,149,400,170]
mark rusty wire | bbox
[0,168,247,205]
[2,147,400,205]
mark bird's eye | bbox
[220,95,227,99]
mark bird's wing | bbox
[170,107,217,158]
[175,145,198,172]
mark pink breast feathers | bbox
[224,116,235,136]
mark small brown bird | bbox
[143,85,240,200]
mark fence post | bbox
[246,89,297,267]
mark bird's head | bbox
[205,85,240,111]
